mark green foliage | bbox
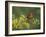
[12,15,30,30]
[12,15,40,30]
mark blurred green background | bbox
[12,6,40,30]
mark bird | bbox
[27,12,34,19]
